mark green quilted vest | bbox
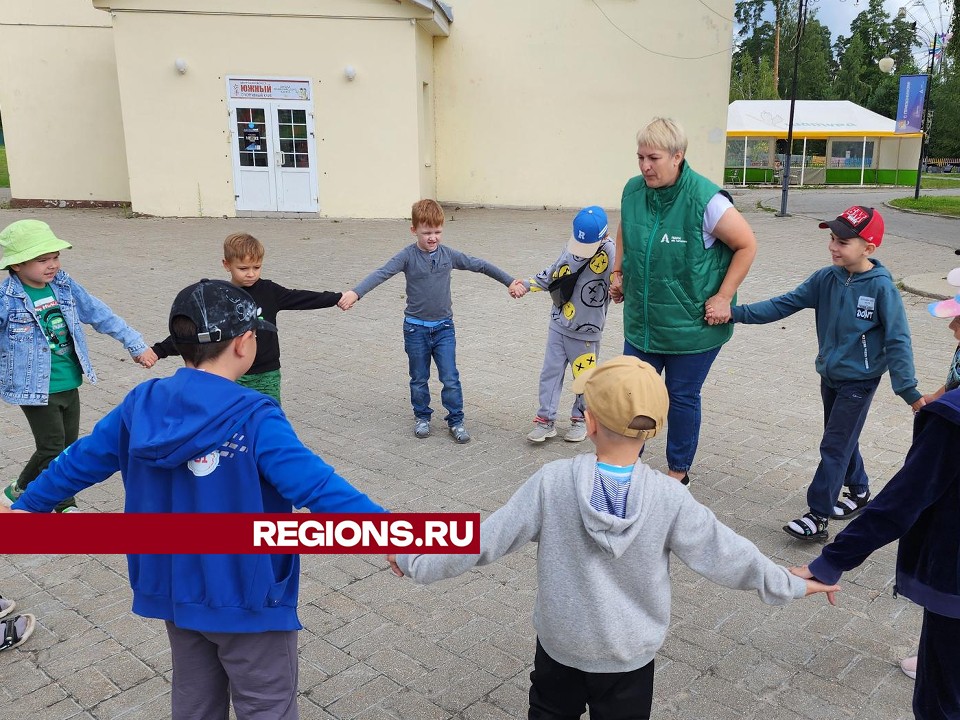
[620,162,734,354]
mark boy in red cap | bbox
[716,206,924,540]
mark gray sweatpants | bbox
[536,325,600,424]
[166,621,299,720]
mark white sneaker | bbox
[564,419,587,442]
[900,655,917,680]
[527,422,556,443]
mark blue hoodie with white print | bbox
[13,367,386,632]
[730,258,921,404]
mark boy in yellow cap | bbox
[0,219,157,511]
[388,356,838,719]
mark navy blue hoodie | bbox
[13,367,386,632]
[809,389,960,619]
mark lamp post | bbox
[777,0,807,217]
[914,32,938,200]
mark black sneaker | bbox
[783,512,829,541]
[831,490,870,520]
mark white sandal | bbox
[0,614,35,651]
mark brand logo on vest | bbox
[660,233,686,244]
[187,451,220,477]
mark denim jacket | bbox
[0,270,148,406]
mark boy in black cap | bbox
[711,206,923,541]
[4,279,387,720]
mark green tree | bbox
[779,13,834,100]
[831,0,920,116]
[730,56,779,101]
[928,73,960,157]
[735,1,791,91]
[731,18,780,99]
[927,1,960,157]
[833,33,872,105]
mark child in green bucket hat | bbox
[0,219,157,511]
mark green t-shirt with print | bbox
[23,284,83,393]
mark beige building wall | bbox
[105,3,426,217]
[433,0,734,209]
[0,1,734,217]
[0,0,129,204]
[416,26,438,201]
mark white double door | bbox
[230,101,318,212]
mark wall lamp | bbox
[344,65,357,81]
[174,58,188,75]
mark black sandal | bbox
[783,512,829,541]
[832,490,870,520]
[0,614,36,651]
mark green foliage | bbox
[0,146,8,189]
[730,55,779,100]
[888,195,960,216]
[920,174,960,189]
[735,0,790,38]
[785,15,835,100]
[929,71,960,157]
[832,33,872,104]
[731,0,960,156]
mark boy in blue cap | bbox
[522,206,616,443]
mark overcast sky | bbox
[813,0,952,43]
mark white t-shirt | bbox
[702,192,734,249]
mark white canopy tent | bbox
[726,100,922,186]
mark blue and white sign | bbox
[895,74,927,134]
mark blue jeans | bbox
[623,342,722,473]
[807,377,880,517]
[403,320,463,427]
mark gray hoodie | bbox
[397,454,806,673]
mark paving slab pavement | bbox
[0,192,954,719]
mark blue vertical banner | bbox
[896,74,928,134]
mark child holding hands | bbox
[0,220,156,512]
[339,199,525,443]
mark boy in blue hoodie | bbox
[721,207,923,541]
[6,279,387,720]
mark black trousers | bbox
[17,389,79,511]
[915,608,960,720]
[528,639,654,720]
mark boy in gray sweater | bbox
[388,356,838,719]
[522,206,616,443]
[339,199,525,443]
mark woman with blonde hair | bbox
[610,118,758,485]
